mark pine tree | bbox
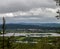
[2,17,5,49]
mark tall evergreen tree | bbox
[2,17,5,49]
[54,0,60,19]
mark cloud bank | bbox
[0,0,60,24]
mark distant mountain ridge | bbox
[0,23,60,29]
[16,23,60,27]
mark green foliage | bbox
[0,37,60,49]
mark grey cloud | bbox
[0,17,3,24]
[4,14,60,24]
[0,0,59,24]
[0,0,56,13]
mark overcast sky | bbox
[0,0,60,24]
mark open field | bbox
[0,35,60,49]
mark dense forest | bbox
[0,23,60,30]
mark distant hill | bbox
[0,23,60,30]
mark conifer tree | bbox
[2,17,5,49]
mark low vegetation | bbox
[0,36,60,49]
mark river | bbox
[0,33,60,37]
